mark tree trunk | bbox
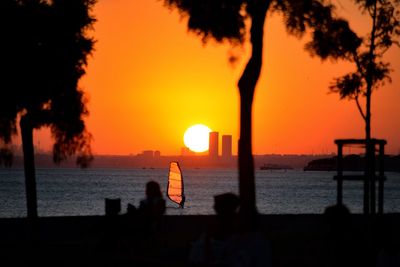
[365,1,378,141]
[237,0,269,223]
[364,0,378,214]
[20,115,38,218]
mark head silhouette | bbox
[323,203,351,232]
[324,204,350,219]
[145,181,162,198]
[213,193,240,217]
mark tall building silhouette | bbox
[209,132,219,158]
[222,135,232,159]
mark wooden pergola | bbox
[334,139,387,215]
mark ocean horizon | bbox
[1,168,399,218]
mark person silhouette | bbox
[138,181,166,230]
[189,192,272,267]
[132,181,166,264]
[322,204,367,267]
[188,192,240,266]
[212,193,240,240]
[180,195,186,209]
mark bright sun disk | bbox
[183,124,211,153]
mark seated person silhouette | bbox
[139,181,166,223]
[322,204,367,267]
[189,193,272,267]
[189,192,240,266]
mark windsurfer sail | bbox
[167,161,185,208]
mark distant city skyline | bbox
[8,142,399,157]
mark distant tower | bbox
[209,132,219,158]
[222,135,232,159]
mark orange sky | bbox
[32,0,400,156]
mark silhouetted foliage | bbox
[274,1,362,59]
[163,0,359,222]
[329,0,400,140]
[164,0,246,43]
[0,0,96,217]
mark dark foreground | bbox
[1,214,399,267]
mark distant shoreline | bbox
[3,153,399,171]
[3,153,333,170]
[304,154,400,173]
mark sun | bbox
[183,124,212,153]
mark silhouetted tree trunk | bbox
[20,115,38,218]
[365,0,378,142]
[238,0,269,219]
[364,0,378,214]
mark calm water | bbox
[1,168,399,217]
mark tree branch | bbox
[355,95,366,121]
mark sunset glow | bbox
[29,0,400,156]
[183,124,211,153]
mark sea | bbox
[1,168,400,218]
